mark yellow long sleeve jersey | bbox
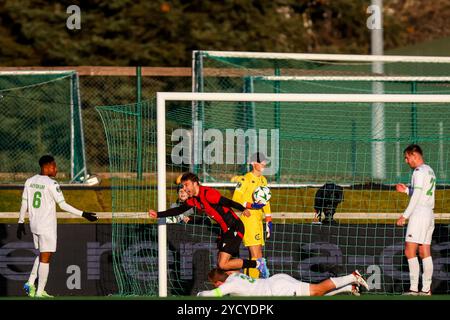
[232,172,272,218]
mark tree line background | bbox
[0,0,449,67]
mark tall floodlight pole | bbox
[370,0,386,181]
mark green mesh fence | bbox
[247,76,450,95]
[0,71,86,183]
[187,52,450,295]
[98,94,450,296]
[192,52,450,122]
[193,52,450,183]
[194,52,450,90]
[81,75,192,173]
[96,100,158,295]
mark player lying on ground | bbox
[197,268,369,297]
[149,172,270,277]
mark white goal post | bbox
[248,76,450,82]
[192,52,450,183]
[0,70,87,183]
[195,50,450,63]
[156,92,450,297]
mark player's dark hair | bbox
[208,268,229,283]
[180,172,200,184]
[39,155,55,167]
[404,144,423,156]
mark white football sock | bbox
[36,262,50,295]
[325,284,353,296]
[28,256,39,285]
[408,257,420,292]
[330,274,355,289]
[421,256,433,292]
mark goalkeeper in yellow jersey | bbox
[232,152,272,278]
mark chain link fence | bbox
[0,67,192,183]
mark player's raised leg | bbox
[309,270,369,296]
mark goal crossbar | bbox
[198,50,450,63]
[253,76,450,82]
[0,70,75,76]
[157,92,450,104]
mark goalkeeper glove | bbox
[244,202,266,210]
[17,223,26,239]
[265,215,273,239]
[82,211,98,222]
[266,222,273,239]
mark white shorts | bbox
[269,274,311,296]
[405,214,435,245]
[33,232,57,252]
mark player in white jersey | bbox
[197,268,369,297]
[396,144,435,296]
[17,155,98,298]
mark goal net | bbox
[193,51,450,90]
[98,92,450,297]
[192,51,450,185]
[0,71,87,183]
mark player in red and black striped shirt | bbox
[149,172,270,278]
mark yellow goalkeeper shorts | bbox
[240,211,264,247]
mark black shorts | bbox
[216,220,244,257]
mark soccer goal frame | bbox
[192,51,450,94]
[192,52,450,183]
[156,91,450,297]
[0,70,87,183]
[243,75,450,181]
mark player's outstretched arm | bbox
[265,216,273,239]
[149,203,192,218]
[197,288,223,297]
[58,201,88,218]
[218,196,265,211]
[244,201,266,209]
[149,209,158,218]
[50,182,97,221]
[82,211,98,222]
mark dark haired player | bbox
[149,172,270,278]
